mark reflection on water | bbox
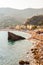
[8,40,15,45]
[0,31,32,65]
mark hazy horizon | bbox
[0,0,43,10]
[0,7,43,10]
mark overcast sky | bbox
[0,0,43,9]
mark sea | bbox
[0,31,32,65]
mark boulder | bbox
[19,60,25,65]
[19,60,30,65]
[8,32,25,41]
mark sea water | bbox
[0,31,32,65]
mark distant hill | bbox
[24,15,43,26]
[0,8,43,28]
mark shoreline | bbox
[18,29,43,65]
[27,29,43,65]
[0,29,43,65]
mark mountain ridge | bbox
[0,8,43,28]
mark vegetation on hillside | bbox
[0,8,43,29]
[24,15,43,26]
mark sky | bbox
[0,0,43,9]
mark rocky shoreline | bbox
[0,29,43,65]
[28,29,43,41]
[28,29,43,65]
[31,41,43,65]
[19,29,43,65]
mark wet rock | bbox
[19,60,30,65]
[31,48,38,51]
[31,48,38,54]
[19,60,25,65]
[26,52,29,54]
[8,32,25,41]
[31,48,34,51]
[25,61,30,64]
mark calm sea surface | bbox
[0,31,32,65]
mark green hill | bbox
[0,8,43,28]
[24,15,43,26]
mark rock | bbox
[26,52,29,54]
[8,32,25,41]
[28,30,43,41]
[25,61,30,64]
[31,49,34,51]
[19,60,25,65]
[19,60,30,65]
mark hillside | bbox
[0,8,43,28]
[24,15,43,26]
